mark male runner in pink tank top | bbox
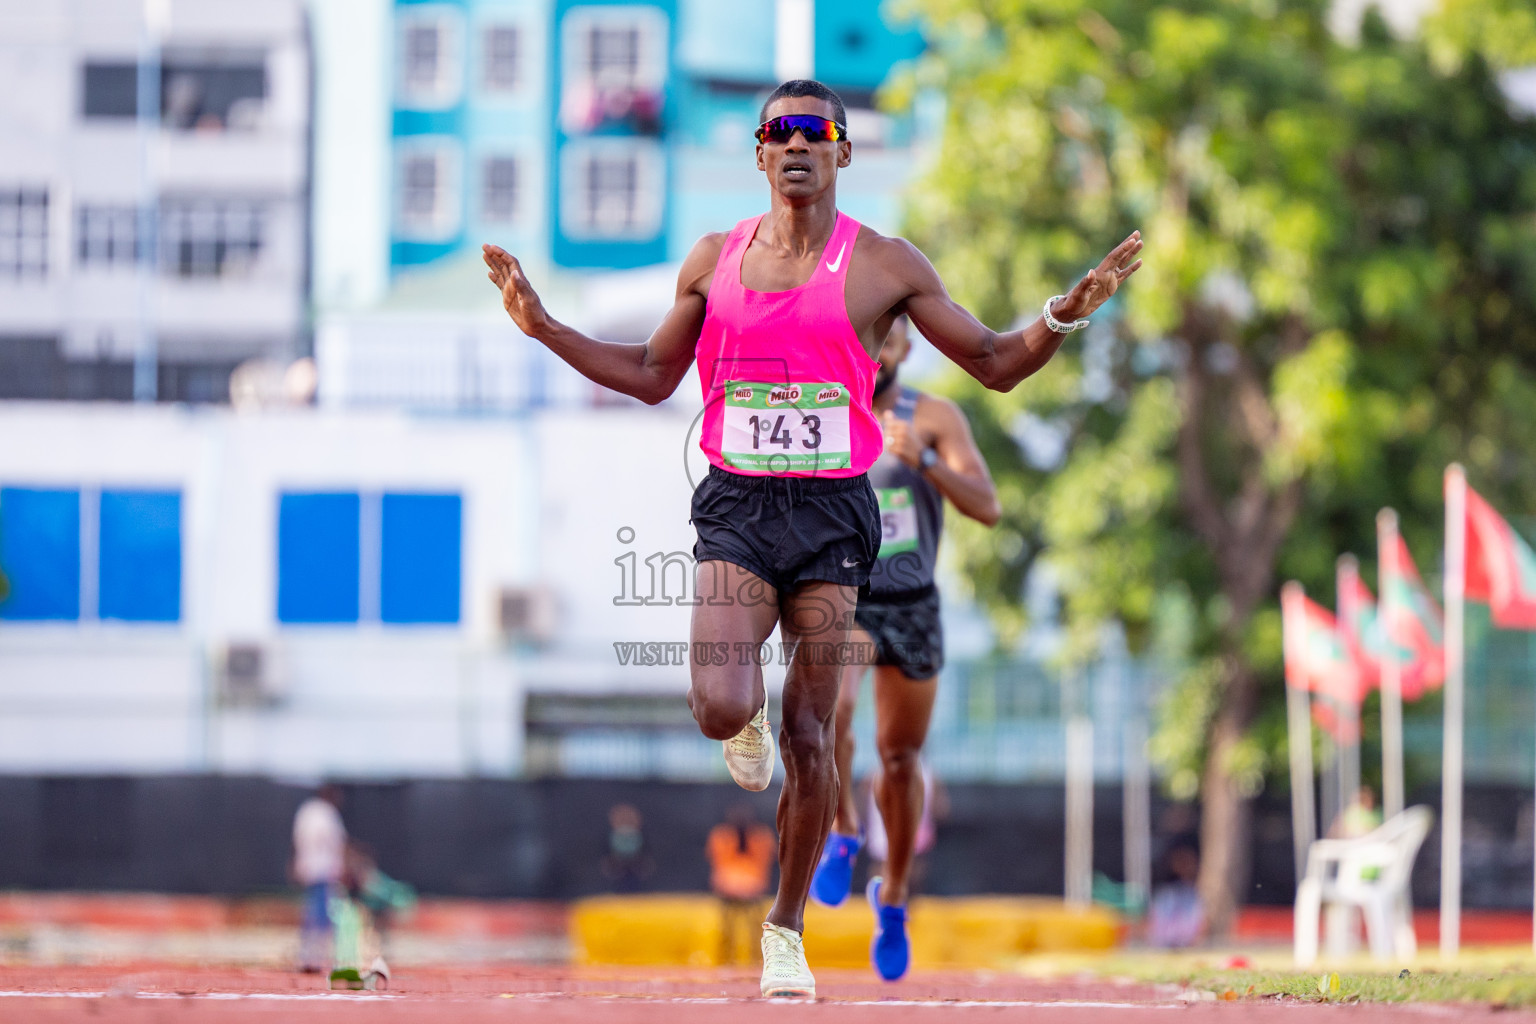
[483,79,1143,999]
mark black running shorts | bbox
[690,465,881,592]
[854,584,944,681]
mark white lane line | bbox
[0,990,1179,1009]
[0,990,398,1001]
[828,1001,1181,1010]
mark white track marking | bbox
[0,990,1191,1009]
[0,990,397,1001]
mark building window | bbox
[277,492,361,624]
[0,188,49,279]
[81,62,140,118]
[277,490,461,626]
[159,198,263,278]
[380,493,461,624]
[0,486,184,623]
[481,157,518,223]
[396,142,462,241]
[81,57,266,131]
[78,206,143,268]
[398,8,463,109]
[481,25,521,93]
[559,140,663,241]
[160,53,267,132]
[0,488,81,621]
[98,490,181,623]
[563,7,667,92]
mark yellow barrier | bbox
[571,894,1121,969]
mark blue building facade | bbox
[389,0,927,277]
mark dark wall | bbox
[0,775,1522,907]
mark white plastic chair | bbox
[1293,805,1434,965]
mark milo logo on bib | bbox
[720,379,852,473]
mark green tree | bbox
[895,0,1536,931]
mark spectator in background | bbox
[1331,785,1384,839]
[707,803,776,966]
[601,803,654,892]
[1147,844,1206,949]
[291,783,346,972]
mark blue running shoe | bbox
[810,832,861,907]
[866,876,910,981]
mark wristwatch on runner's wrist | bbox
[919,447,940,471]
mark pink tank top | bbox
[696,212,882,478]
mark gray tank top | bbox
[866,385,943,596]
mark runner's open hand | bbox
[483,243,552,337]
[881,410,924,469]
[1053,231,1144,322]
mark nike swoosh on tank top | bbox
[696,212,883,478]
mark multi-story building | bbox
[0,0,311,403]
[382,0,925,280]
[316,0,932,409]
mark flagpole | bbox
[1282,582,1317,886]
[1379,509,1405,819]
[1337,555,1364,815]
[1320,705,1340,841]
[1441,464,1468,958]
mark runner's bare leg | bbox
[831,627,875,836]
[768,580,859,932]
[688,560,780,740]
[871,665,939,906]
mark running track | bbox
[1,965,1533,1022]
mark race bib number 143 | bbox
[720,381,852,472]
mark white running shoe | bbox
[760,922,815,999]
[723,703,775,791]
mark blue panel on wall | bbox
[381,493,461,624]
[392,109,466,137]
[391,239,463,268]
[99,490,181,623]
[815,0,926,93]
[278,492,360,624]
[0,488,80,621]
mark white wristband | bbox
[1043,295,1091,334]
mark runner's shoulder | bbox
[911,390,968,434]
[679,232,729,296]
[854,225,932,274]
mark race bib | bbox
[720,381,852,473]
[877,487,918,556]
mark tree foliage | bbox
[892,0,1536,927]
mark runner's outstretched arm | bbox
[482,235,722,405]
[894,231,1142,393]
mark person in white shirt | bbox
[291,784,346,972]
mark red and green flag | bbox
[1463,484,1536,629]
[1336,563,1383,687]
[1380,533,1445,699]
[1282,587,1369,708]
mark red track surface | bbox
[1,964,1533,1022]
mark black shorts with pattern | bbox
[853,583,943,681]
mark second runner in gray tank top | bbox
[866,385,944,597]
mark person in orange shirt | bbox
[707,803,777,966]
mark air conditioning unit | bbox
[216,641,286,707]
[497,586,558,647]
